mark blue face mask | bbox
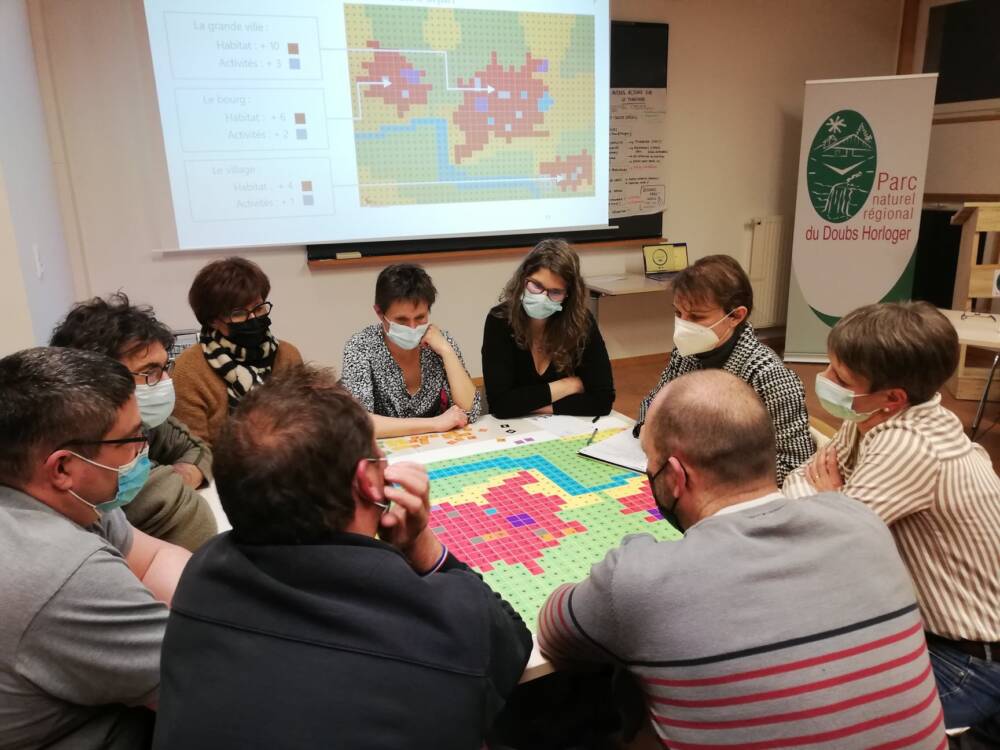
[521,290,563,320]
[384,319,428,350]
[135,379,175,428]
[815,374,876,423]
[68,449,151,517]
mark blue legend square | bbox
[296,129,307,140]
[302,194,314,206]
[288,57,301,70]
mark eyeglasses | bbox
[525,279,567,303]
[226,301,273,324]
[131,359,174,386]
[59,434,150,455]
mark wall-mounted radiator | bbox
[747,215,791,329]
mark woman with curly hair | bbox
[481,239,614,418]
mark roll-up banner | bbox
[785,74,937,362]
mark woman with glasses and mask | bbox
[633,254,813,485]
[482,239,614,418]
[173,257,303,445]
[49,293,217,550]
[341,263,481,438]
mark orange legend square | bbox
[301,180,313,192]
[287,42,299,54]
[294,112,306,124]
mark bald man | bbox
[538,370,945,749]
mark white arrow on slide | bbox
[321,46,497,94]
[350,76,391,120]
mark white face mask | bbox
[384,319,428,350]
[815,373,876,423]
[135,378,175,428]
[521,290,563,320]
[672,312,734,357]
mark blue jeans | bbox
[929,640,1000,740]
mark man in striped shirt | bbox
[539,369,945,749]
[784,302,1000,741]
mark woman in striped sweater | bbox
[783,301,1000,742]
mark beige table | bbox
[585,273,670,322]
[938,308,1000,438]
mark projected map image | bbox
[344,5,595,206]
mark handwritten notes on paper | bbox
[610,88,668,219]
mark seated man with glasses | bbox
[482,239,615,418]
[173,257,303,445]
[0,347,191,750]
[152,365,531,749]
[51,292,217,550]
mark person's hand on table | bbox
[433,404,468,433]
[172,462,204,489]
[379,461,444,573]
[804,444,843,492]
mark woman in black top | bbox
[482,239,614,418]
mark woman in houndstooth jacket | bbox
[634,255,814,485]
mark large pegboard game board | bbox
[420,428,680,631]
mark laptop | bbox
[643,242,688,282]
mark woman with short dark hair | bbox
[783,302,1000,739]
[481,239,614,418]
[341,263,480,438]
[173,257,303,444]
[635,254,813,484]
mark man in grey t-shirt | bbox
[539,370,945,748]
[0,348,191,749]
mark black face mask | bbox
[227,315,271,349]
[647,460,685,533]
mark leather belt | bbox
[926,631,998,662]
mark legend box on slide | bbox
[184,158,334,221]
[164,12,320,80]
[175,89,328,151]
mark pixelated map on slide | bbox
[412,430,680,631]
[344,4,595,207]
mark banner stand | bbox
[785,74,937,363]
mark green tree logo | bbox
[806,110,877,223]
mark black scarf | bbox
[200,326,278,409]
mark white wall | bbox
[27,0,902,374]
[0,168,36,355]
[0,0,75,350]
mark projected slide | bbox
[143,0,608,250]
[345,6,594,207]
